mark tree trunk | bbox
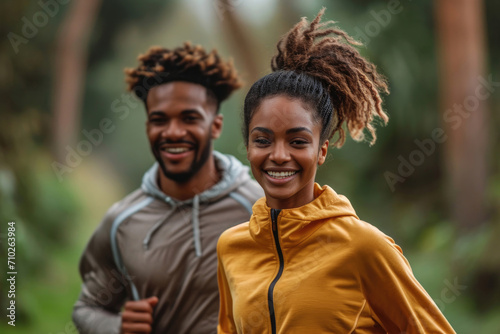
[435,0,489,230]
[216,0,261,84]
[51,0,102,161]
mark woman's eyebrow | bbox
[286,127,313,134]
[250,127,273,135]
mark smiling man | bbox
[72,43,263,334]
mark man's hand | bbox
[121,296,159,334]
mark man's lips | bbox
[156,142,195,160]
[161,147,191,154]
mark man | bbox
[72,42,263,334]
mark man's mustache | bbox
[155,139,196,148]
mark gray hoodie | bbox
[73,152,263,333]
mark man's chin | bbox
[157,161,197,182]
[162,171,195,184]
[155,143,210,184]
[157,163,194,182]
[156,157,192,176]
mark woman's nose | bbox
[269,141,290,164]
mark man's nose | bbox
[161,120,186,140]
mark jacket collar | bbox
[249,183,358,249]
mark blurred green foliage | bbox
[0,0,499,332]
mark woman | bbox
[217,9,456,334]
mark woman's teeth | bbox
[266,171,297,179]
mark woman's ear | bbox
[318,140,329,166]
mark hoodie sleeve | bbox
[217,232,238,334]
[72,204,127,334]
[355,224,456,334]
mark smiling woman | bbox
[247,95,328,210]
[216,8,456,334]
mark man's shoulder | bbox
[216,178,263,217]
[99,187,152,229]
[230,178,264,203]
[83,187,153,251]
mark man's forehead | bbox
[149,81,208,101]
[146,81,217,112]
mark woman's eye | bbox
[291,139,308,145]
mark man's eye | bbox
[254,138,270,145]
[149,118,164,123]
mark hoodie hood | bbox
[141,151,251,204]
[140,151,253,255]
[249,183,359,249]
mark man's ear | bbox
[318,140,329,166]
[211,114,223,139]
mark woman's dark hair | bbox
[125,42,242,112]
[243,8,389,147]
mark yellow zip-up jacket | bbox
[217,183,455,333]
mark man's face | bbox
[146,82,222,183]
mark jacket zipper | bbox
[268,208,283,334]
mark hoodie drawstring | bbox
[143,204,178,250]
[142,197,203,257]
[192,195,202,257]
[138,151,251,257]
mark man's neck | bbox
[158,156,221,201]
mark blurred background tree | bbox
[1,0,499,332]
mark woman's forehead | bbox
[250,95,317,131]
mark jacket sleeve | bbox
[355,225,456,334]
[217,233,238,334]
[72,206,128,334]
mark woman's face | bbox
[247,95,328,210]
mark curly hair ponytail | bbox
[243,8,389,147]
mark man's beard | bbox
[155,135,213,184]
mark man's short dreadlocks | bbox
[125,42,242,112]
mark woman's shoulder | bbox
[218,221,251,249]
[319,214,383,236]
[319,215,402,254]
[348,219,405,265]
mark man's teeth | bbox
[266,171,297,179]
[163,147,189,153]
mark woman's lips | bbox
[263,170,299,184]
